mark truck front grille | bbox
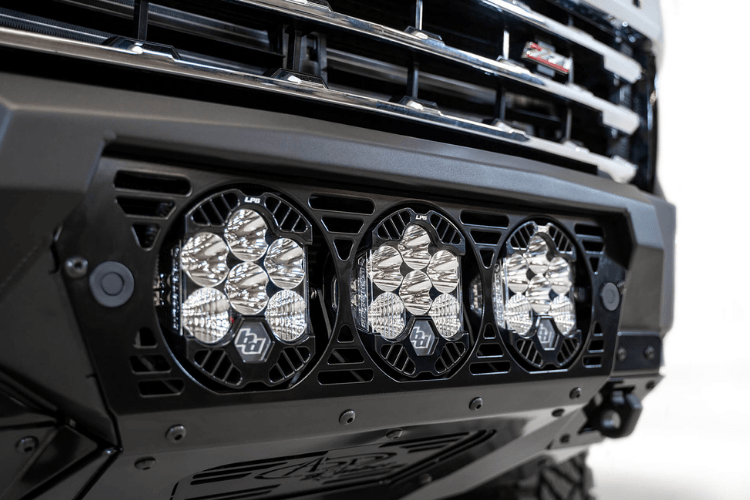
[0,0,656,188]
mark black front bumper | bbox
[0,72,674,500]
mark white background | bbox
[588,1,750,498]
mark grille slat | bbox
[0,0,653,185]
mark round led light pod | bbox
[225,262,269,315]
[430,293,461,339]
[368,292,406,340]
[369,245,403,292]
[264,238,305,290]
[426,250,459,293]
[399,270,432,315]
[397,224,431,270]
[180,232,229,287]
[265,289,307,342]
[224,209,268,262]
[182,287,231,344]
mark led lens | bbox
[225,262,269,315]
[265,290,307,342]
[550,295,576,336]
[492,269,503,326]
[469,275,483,317]
[399,270,433,315]
[182,287,231,344]
[224,209,268,262]
[264,238,305,290]
[426,250,459,293]
[505,294,533,337]
[430,293,461,339]
[369,245,403,292]
[525,235,550,274]
[527,274,552,314]
[397,224,431,270]
[368,292,406,340]
[547,256,572,295]
[181,232,229,287]
[505,253,530,294]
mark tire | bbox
[450,453,594,500]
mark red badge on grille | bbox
[522,42,572,75]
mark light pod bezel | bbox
[351,207,471,379]
[168,188,316,390]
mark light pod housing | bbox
[492,220,583,369]
[351,208,470,379]
[165,188,316,390]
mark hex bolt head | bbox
[644,346,656,361]
[135,457,156,470]
[617,347,627,362]
[570,387,582,399]
[64,257,88,279]
[15,436,38,454]
[469,397,483,411]
[386,428,403,440]
[165,425,186,444]
[339,410,355,426]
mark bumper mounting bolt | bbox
[339,410,355,425]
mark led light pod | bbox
[493,220,583,369]
[351,208,470,379]
[164,188,316,390]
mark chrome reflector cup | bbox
[351,207,470,379]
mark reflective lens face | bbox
[182,287,231,344]
[547,256,572,295]
[225,262,269,315]
[426,250,459,293]
[369,292,406,340]
[399,270,432,315]
[264,238,305,290]
[493,222,578,347]
[398,225,431,270]
[550,295,576,336]
[524,235,550,275]
[506,253,529,294]
[527,275,551,314]
[265,289,307,342]
[224,209,268,262]
[430,293,461,339]
[505,294,533,337]
[369,245,403,292]
[181,232,229,287]
[352,216,466,347]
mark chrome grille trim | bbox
[479,0,642,83]
[0,27,637,183]
[230,0,640,135]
